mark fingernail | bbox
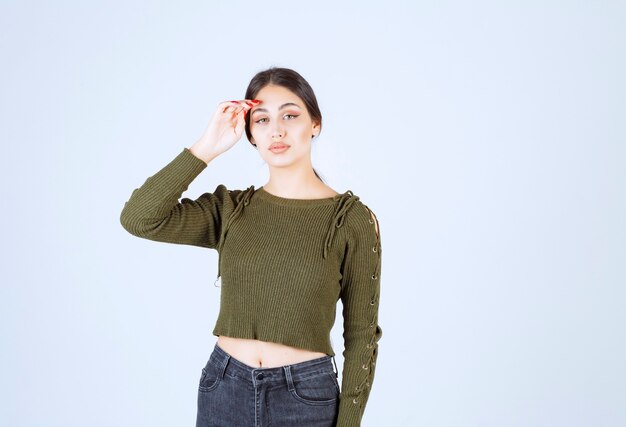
[252,99,261,103]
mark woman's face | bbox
[249,84,319,168]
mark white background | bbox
[1,1,624,426]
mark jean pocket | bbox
[199,360,222,392]
[289,372,339,406]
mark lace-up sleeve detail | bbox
[120,147,246,250]
[336,202,383,427]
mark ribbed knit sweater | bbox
[120,147,383,426]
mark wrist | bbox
[189,141,217,164]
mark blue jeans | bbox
[196,343,340,427]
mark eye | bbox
[254,114,298,124]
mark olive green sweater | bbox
[120,147,383,426]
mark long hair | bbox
[244,67,325,183]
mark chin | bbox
[264,151,306,166]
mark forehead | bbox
[251,85,304,114]
[256,84,298,99]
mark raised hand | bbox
[189,99,262,163]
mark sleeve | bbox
[119,147,242,249]
[336,202,383,427]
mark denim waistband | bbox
[209,342,338,387]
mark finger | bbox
[220,99,260,106]
[244,100,261,115]
[220,100,244,113]
[236,110,246,128]
[235,104,251,116]
[235,99,260,108]
[233,103,253,116]
[233,106,247,120]
[220,99,257,115]
[223,105,245,115]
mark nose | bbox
[271,126,284,139]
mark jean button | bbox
[257,373,264,380]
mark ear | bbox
[311,121,321,138]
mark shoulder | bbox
[198,184,237,200]
[343,194,381,240]
[195,184,255,206]
[212,184,255,196]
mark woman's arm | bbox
[120,148,242,249]
[120,98,258,248]
[337,204,383,427]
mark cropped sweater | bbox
[120,147,383,426]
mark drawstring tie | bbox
[323,190,360,259]
[214,185,256,286]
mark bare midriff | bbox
[217,335,328,368]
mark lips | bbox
[269,142,289,150]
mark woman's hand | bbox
[189,99,261,164]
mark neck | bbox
[263,158,323,199]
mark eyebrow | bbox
[251,102,301,116]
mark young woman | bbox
[120,67,382,426]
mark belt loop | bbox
[219,353,231,380]
[331,355,339,377]
[283,365,295,391]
